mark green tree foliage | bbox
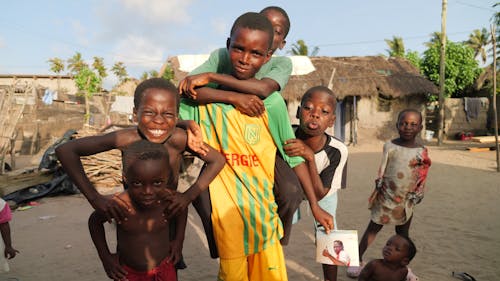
[111,62,128,84]
[425,32,443,48]
[466,28,491,64]
[74,66,102,124]
[92,56,107,79]
[288,39,319,56]
[385,36,405,57]
[67,52,88,74]
[47,57,65,92]
[405,50,422,70]
[421,41,482,97]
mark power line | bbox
[451,0,496,12]
[315,31,471,48]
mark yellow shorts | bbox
[218,241,287,281]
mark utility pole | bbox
[491,24,499,172]
[437,0,447,146]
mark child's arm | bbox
[176,119,209,156]
[180,73,279,99]
[322,248,348,266]
[0,222,18,259]
[293,163,334,232]
[357,260,376,281]
[184,86,265,117]
[168,208,187,265]
[167,140,225,216]
[284,138,329,199]
[88,211,127,280]
[56,131,132,223]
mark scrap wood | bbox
[73,128,123,189]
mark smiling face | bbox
[396,111,423,142]
[333,241,344,255]
[133,88,178,143]
[261,9,288,52]
[298,90,336,137]
[124,158,170,209]
[382,235,410,265]
[227,27,272,80]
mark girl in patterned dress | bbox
[347,109,430,279]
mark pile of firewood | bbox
[76,127,122,189]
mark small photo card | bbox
[316,229,359,267]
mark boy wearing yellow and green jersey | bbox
[180,12,333,281]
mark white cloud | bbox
[121,0,192,24]
[112,34,165,75]
[211,18,228,37]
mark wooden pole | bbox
[491,24,499,172]
[437,0,447,146]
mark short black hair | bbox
[301,86,337,111]
[397,109,422,124]
[260,6,291,37]
[134,78,179,111]
[399,235,417,261]
[122,139,170,174]
[230,12,274,50]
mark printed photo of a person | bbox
[316,229,359,267]
[322,240,350,266]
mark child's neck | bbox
[381,259,406,270]
[392,137,418,148]
[297,129,326,152]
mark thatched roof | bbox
[166,55,438,100]
[283,56,438,101]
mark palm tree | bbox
[385,36,405,57]
[47,57,65,93]
[67,52,87,75]
[111,62,128,84]
[425,32,444,48]
[466,28,490,64]
[92,57,107,79]
[289,39,319,56]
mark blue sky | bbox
[0,0,497,89]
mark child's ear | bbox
[401,257,410,267]
[132,107,138,123]
[122,175,127,184]
[278,39,286,50]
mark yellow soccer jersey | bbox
[180,92,303,259]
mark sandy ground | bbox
[2,140,500,281]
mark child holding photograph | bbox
[284,86,348,281]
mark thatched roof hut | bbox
[282,56,438,101]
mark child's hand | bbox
[4,246,19,259]
[179,73,212,99]
[102,253,127,281]
[92,194,131,224]
[167,238,183,265]
[284,139,315,162]
[233,93,264,117]
[311,205,334,234]
[164,192,190,219]
[186,121,209,156]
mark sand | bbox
[2,141,500,281]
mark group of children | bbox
[0,5,431,281]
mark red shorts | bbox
[123,258,176,281]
